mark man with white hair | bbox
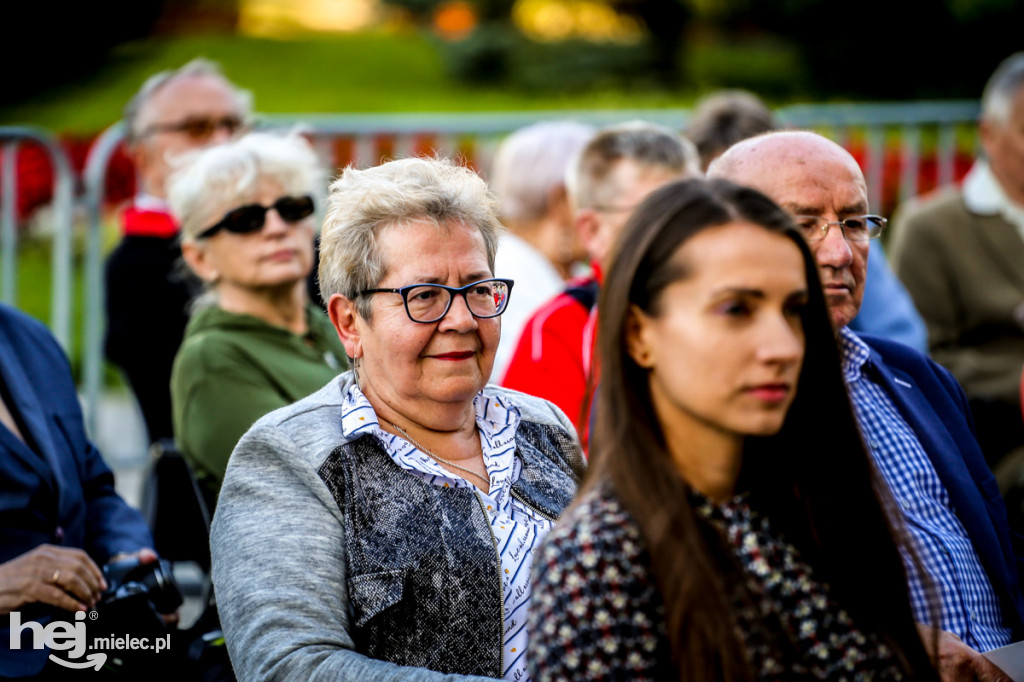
[890,52,1024,478]
[103,58,252,446]
[488,120,596,382]
[709,130,1024,680]
[501,120,700,442]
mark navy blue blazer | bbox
[860,332,1024,637]
[0,304,152,678]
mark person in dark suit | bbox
[709,130,1022,681]
[0,304,156,679]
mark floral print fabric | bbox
[528,484,905,681]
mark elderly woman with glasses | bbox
[167,130,348,513]
[209,156,585,681]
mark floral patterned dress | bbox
[528,484,907,681]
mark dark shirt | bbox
[103,222,197,444]
[0,303,153,678]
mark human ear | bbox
[128,140,165,198]
[548,185,571,222]
[180,241,219,284]
[625,304,655,368]
[328,294,363,360]
[979,117,999,161]
[575,209,609,267]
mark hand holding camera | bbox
[0,544,105,615]
[97,553,183,619]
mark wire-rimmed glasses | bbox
[793,214,887,242]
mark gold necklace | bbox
[380,417,490,488]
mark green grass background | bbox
[0,31,703,135]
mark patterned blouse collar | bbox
[340,382,522,503]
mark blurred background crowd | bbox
[3,0,1023,551]
[6,0,1024,678]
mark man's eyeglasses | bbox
[360,278,514,324]
[793,214,887,242]
[196,195,315,240]
[140,114,247,141]
[589,203,639,213]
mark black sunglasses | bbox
[196,195,316,240]
[141,114,248,141]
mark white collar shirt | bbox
[962,159,1024,240]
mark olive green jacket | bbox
[171,302,347,509]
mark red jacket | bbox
[500,277,599,451]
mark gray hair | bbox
[566,120,701,210]
[123,57,253,143]
[167,129,324,244]
[982,52,1024,124]
[488,120,596,223]
[318,156,504,320]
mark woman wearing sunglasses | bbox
[528,178,939,680]
[209,156,584,681]
[167,130,348,513]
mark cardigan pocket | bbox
[348,568,406,628]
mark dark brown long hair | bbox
[586,178,936,680]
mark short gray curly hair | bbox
[319,156,504,320]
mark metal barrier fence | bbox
[7,101,986,435]
[0,126,76,350]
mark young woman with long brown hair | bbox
[527,178,938,680]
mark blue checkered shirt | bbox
[840,328,1011,652]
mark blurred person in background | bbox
[685,88,927,353]
[211,156,583,681]
[0,303,162,680]
[488,120,596,382]
[501,120,700,442]
[890,52,1024,482]
[168,130,347,514]
[529,177,938,681]
[104,58,252,447]
[684,89,777,173]
[710,130,1024,680]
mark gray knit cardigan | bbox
[210,370,585,681]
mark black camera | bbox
[89,557,185,672]
[100,556,183,615]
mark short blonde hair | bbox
[319,156,504,319]
[167,129,323,243]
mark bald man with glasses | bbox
[710,130,1023,681]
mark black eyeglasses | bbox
[360,278,514,324]
[792,214,887,242]
[196,195,316,240]
[141,114,248,141]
